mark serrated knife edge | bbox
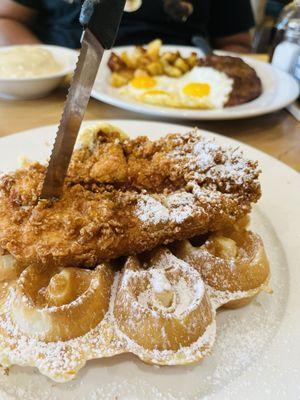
[40,29,104,200]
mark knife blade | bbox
[40,0,126,200]
[40,30,103,199]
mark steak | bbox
[198,55,263,107]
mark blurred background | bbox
[251,0,294,52]
[0,0,295,53]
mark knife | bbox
[40,0,126,200]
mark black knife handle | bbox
[80,0,126,49]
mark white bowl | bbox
[0,45,78,100]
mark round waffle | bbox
[172,229,270,309]
[11,264,114,342]
[0,247,216,381]
[114,248,215,365]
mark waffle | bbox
[0,229,270,381]
[113,248,215,365]
[0,247,216,382]
[171,227,270,309]
[0,252,24,313]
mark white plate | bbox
[0,45,78,100]
[92,46,299,120]
[0,120,299,400]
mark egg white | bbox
[119,66,233,109]
[176,67,234,109]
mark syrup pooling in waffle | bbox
[114,248,216,365]
[0,123,261,267]
[172,228,270,309]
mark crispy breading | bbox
[0,127,261,267]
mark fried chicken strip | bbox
[0,126,261,267]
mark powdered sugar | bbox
[135,195,169,225]
[0,208,290,400]
[134,130,260,228]
[165,192,196,224]
[150,270,172,293]
[169,131,259,188]
[135,192,198,226]
[173,278,195,317]
[0,248,212,383]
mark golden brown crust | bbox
[0,128,261,267]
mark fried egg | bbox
[176,67,234,109]
[127,76,170,96]
[119,67,233,109]
[120,75,173,104]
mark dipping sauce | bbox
[0,46,63,79]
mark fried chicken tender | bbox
[0,125,261,267]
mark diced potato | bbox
[163,65,182,77]
[161,52,177,63]
[147,39,162,61]
[108,41,200,85]
[107,52,126,72]
[146,61,164,76]
[134,68,149,78]
[138,55,151,67]
[174,58,190,73]
[132,47,146,67]
[186,53,199,68]
[120,51,137,69]
[110,70,133,87]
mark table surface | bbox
[0,74,299,173]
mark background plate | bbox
[92,46,299,120]
[0,120,299,399]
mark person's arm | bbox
[208,0,255,54]
[0,0,40,46]
[213,32,252,53]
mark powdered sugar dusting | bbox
[134,129,260,227]
[0,249,213,383]
[0,208,291,400]
[166,192,196,224]
[135,191,199,226]
[150,270,172,293]
[169,130,259,189]
[135,195,169,225]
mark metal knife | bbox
[40,0,126,200]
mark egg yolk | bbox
[131,77,157,89]
[183,82,210,97]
